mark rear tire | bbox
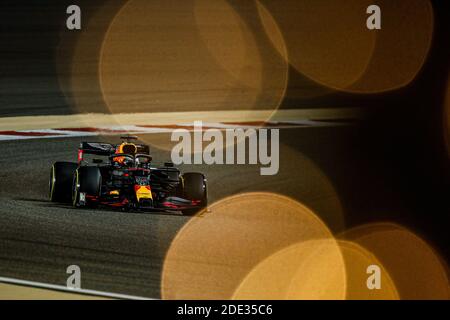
[49,162,78,203]
[181,172,207,216]
[72,166,102,207]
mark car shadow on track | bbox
[13,197,185,216]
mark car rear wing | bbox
[78,142,150,163]
[78,142,115,163]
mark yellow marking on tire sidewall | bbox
[50,165,56,200]
[72,170,79,207]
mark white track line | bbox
[0,276,153,300]
[0,121,351,141]
[0,108,364,131]
[0,108,364,141]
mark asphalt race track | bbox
[0,127,392,298]
[2,125,441,298]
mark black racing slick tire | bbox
[181,172,207,216]
[49,162,78,203]
[72,166,102,207]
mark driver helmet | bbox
[113,143,137,164]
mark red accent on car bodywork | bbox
[77,149,83,163]
[161,202,179,209]
[127,168,151,173]
[100,198,129,207]
[160,199,202,209]
[134,185,151,192]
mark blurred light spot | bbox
[232,240,346,300]
[100,0,287,114]
[258,0,433,94]
[99,0,288,150]
[161,192,335,299]
[338,240,399,300]
[255,1,288,68]
[56,2,124,115]
[194,0,287,99]
[207,144,345,231]
[341,223,449,299]
[348,0,434,93]
[257,0,376,93]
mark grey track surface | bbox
[0,128,389,298]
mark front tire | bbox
[72,166,102,207]
[181,172,207,216]
[49,162,78,203]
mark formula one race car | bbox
[49,136,207,215]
